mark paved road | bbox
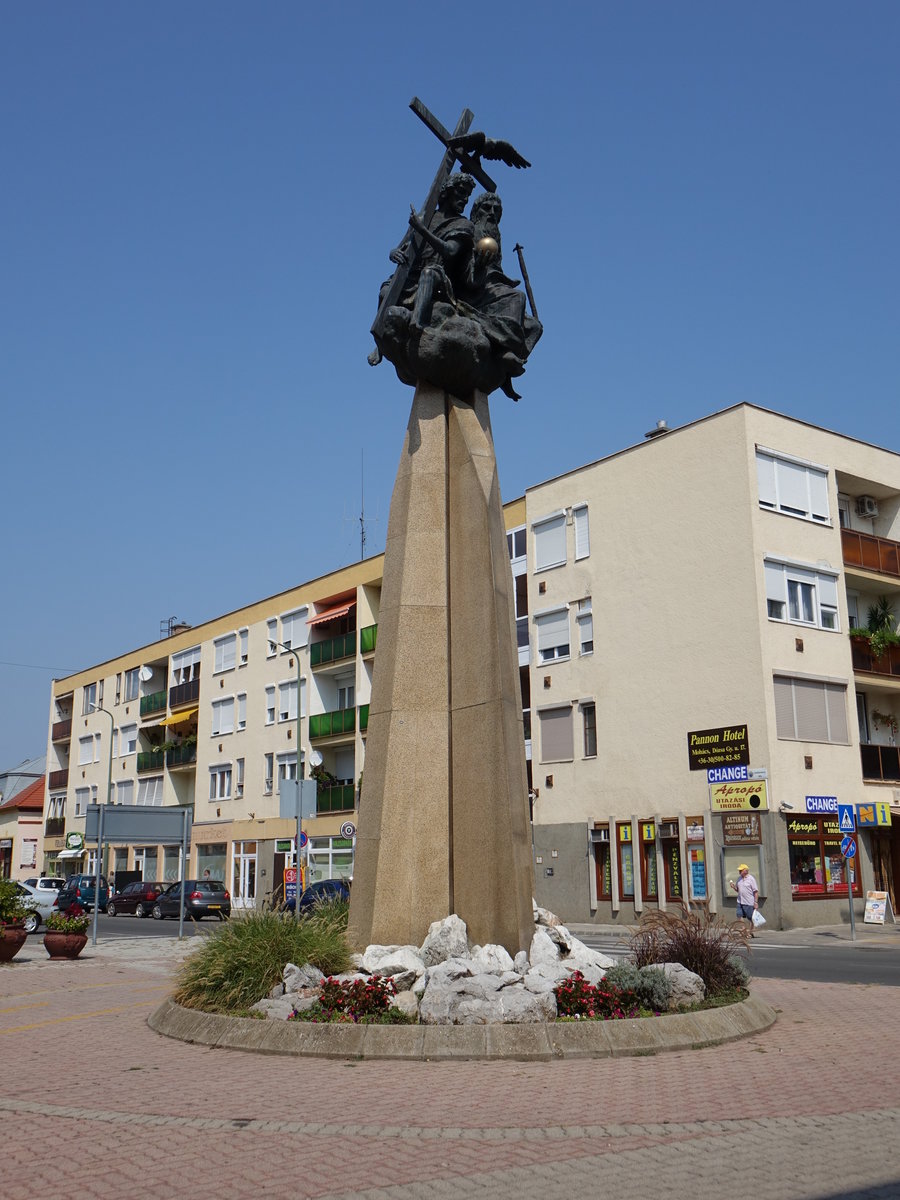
[2,936,899,1199]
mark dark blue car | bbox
[282,878,350,915]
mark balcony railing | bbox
[169,674,200,708]
[140,690,167,718]
[316,784,356,815]
[850,638,900,678]
[167,743,197,769]
[137,749,166,773]
[48,768,68,789]
[44,818,65,838]
[359,704,369,732]
[51,718,72,742]
[860,743,900,782]
[309,708,357,739]
[310,632,356,668]
[360,624,378,654]
[842,527,900,579]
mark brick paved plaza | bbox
[2,937,898,1200]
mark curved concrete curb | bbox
[148,994,776,1061]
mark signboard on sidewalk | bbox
[863,891,890,925]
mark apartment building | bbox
[44,497,528,908]
[525,403,899,929]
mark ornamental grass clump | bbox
[628,904,751,997]
[292,974,414,1024]
[554,971,641,1020]
[174,902,352,1014]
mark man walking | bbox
[730,863,760,932]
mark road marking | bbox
[0,1000,165,1035]
[0,1001,50,1014]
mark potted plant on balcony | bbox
[0,878,29,963]
[871,710,899,745]
[43,904,90,960]
[850,596,900,663]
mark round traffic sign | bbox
[840,836,856,859]
[298,831,309,849]
[340,822,357,839]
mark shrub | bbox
[293,975,413,1024]
[173,903,352,1013]
[628,904,751,997]
[46,904,90,934]
[554,971,641,1020]
[604,963,672,1011]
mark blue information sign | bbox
[707,765,749,783]
[838,804,856,833]
[840,836,857,859]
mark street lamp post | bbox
[88,702,114,946]
[269,639,307,921]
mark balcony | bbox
[850,637,900,678]
[860,743,900,782]
[169,674,200,709]
[310,631,356,668]
[167,743,197,770]
[316,784,356,815]
[140,691,167,718]
[137,749,166,773]
[48,769,68,789]
[309,708,357,739]
[360,624,378,655]
[44,818,65,838]
[842,528,900,579]
[51,718,72,742]
[359,704,369,732]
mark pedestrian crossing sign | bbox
[838,804,856,833]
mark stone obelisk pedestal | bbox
[348,382,534,956]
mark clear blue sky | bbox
[2,2,898,770]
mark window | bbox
[582,702,597,758]
[279,680,298,722]
[239,628,249,665]
[535,608,570,663]
[237,693,247,731]
[573,504,590,560]
[236,758,245,797]
[756,448,830,523]
[764,559,839,631]
[78,735,94,766]
[124,667,140,702]
[265,686,275,725]
[774,675,849,744]
[787,815,861,899]
[576,597,593,654]
[211,697,235,736]
[48,794,66,821]
[82,683,97,716]
[281,608,309,651]
[115,673,122,705]
[171,646,200,684]
[116,780,134,805]
[209,765,232,800]
[277,752,298,790]
[120,724,137,756]
[266,618,278,655]
[214,634,237,673]
[137,776,163,806]
[593,832,611,900]
[336,676,354,711]
[514,573,529,650]
[539,705,574,762]
[533,513,566,571]
[74,787,90,817]
[264,753,274,793]
[507,526,526,562]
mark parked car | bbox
[16,882,58,934]
[106,880,163,918]
[56,874,109,913]
[151,880,231,921]
[281,878,350,915]
[23,876,66,897]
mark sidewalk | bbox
[2,934,899,1199]
[568,918,900,947]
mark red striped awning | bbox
[307,602,356,628]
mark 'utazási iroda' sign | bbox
[687,724,749,770]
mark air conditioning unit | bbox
[264,778,273,794]
[658,821,679,839]
[856,495,879,518]
[590,827,610,842]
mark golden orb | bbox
[476,236,499,255]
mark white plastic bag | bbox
[751,908,766,928]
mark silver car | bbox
[16,882,59,934]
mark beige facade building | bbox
[525,403,899,929]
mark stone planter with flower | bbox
[43,904,90,960]
[0,877,29,963]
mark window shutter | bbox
[808,469,830,520]
[536,609,569,654]
[777,459,809,513]
[793,679,828,741]
[825,683,848,743]
[534,515,566,570]
[237,694,247,727]
[539,706,574,762]
[764,561,787,607]
[818,573,838,610]
[574,506,590,559]
[756,452,776,507]
[773,676,796,738]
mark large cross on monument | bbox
[349,101,538,958]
